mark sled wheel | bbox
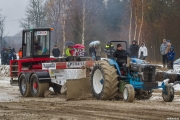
[162,84,174,102]
[123,84,135,102]
[30,74,49,97]
[19,74,32,97]
[53,84,62,94]
[90,60,119,100]
[61,82,67,95]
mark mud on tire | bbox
[30,74,49,97]
[123,84,135,102]
[162,83,174,102]
[90,60,119,100]
[19,74,32,97]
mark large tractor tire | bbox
[30,74,49,97]
[19,74,32,97]
[162,83,174,102]
[90,60,119,100]
[123,84,135,102]
[53,84,62,94]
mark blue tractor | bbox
[90,41,174,102]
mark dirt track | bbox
[0,77,180,120]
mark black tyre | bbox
[90,60,119,100]
[19,74,32,97]
[162,83,174,102]
[123,84,135,102]
[30,74,49,97]
[53,84,62,94]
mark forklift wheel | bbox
[162,84,174,102]
[30,74,49,97]
[53,84,62,94]
[19,74,32,97]
[123,84,135,102]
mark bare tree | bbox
[46,0,71,56]
[129,1,132,45]
[137,0,144,44]
[20,0,47,28]
[0,11,5,49]
[81,0,86,45]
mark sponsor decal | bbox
[42,63,56,69]
[37,31,47,35]
[67,61,85,68]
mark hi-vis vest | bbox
[105,44,113,48]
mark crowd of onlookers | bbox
[160,39,175,69]
[0,46,22,65]
[1,39,175,69]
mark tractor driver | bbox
[113,44,129,67]
[34,36,41,55]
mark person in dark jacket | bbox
[130,40,139,58]
[7,47,13,65]
[3,49,8,65]
[167,47,175,69]
[52,45,60,58]
[12,48,17,60]
[113,44,129,67]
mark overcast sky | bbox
[0,0,29,36]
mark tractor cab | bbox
[22,28,53,58]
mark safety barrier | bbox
[0,65,10,77]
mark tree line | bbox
[1,0,180,62]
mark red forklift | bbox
[10,28,94,97]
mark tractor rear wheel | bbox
[53,84,62,94]
[123,84,135,102]
[162,84,174,102]
[19,74,32,97]
[30,74,49,97]
[90,60,119,100]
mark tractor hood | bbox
[131,58,147,64]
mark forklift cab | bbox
[22,28,53,58]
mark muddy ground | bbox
[0,77,180,120]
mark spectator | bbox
[91,46,96,60]
[138,43,148,60]
[66,46,71,57]
[104,42,114,58]
[52,45,60,58]
[18,48,23,59]
[12,48,17,60]
[160,39,168,68]
[130,40,139,58]
[7,47,12,65]
[89,46,93,57]
[3,49,8,65]
[165,40,171,55]
[95,45,101,60]
[167,47,175,69]
[1,48,5,65]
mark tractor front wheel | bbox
[162,84,174,102]
[123,84,135,102]
[19,74,32,97]
[30,74,49,97]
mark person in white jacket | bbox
[138,43,147,60]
